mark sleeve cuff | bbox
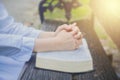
[26,26,44,38]
[11,37,35,62]
[30,29,43,38]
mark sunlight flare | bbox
[104,0,120,17]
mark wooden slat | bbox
[75,20,118,80]
[19,54,72,80]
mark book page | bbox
[37,39,92,61]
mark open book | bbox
[36,39,93,73]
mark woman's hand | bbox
[55,24,72,36]
[39,23,82,40]
[34,30,82,52]
[55,30,82,51]
[55,23,83,48]
[55,23,82,38]
[35,23,83,52]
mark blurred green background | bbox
[44,0,90,21]
[44,0,117,52]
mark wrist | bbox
[33,37,62,52]
[54,37,64,51]
[33,39,39,52]
[50,32,56,37]
[38,32,56,38]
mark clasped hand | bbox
[34,23,83,52]
[55,23,83,50]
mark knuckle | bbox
[63,24,67,26]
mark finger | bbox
[59,24,68,30]
[75,26,80,31]
[75,40,79,49]
[75,39,82,49]
[75,39,79,49]
[58,24,67,30]
[69,23,76,29]
[71,23,77,26]
[61,30,66,32]
[70,30,77,36]
[81,33,83,38]
[70,23,80,32]
[78,39,83,45]
[60,24,72,31]
[70,27,79,36]
[71,27,80,35]
[74,32,82,39]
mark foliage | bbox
[44,0,91,21]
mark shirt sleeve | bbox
[0,34,35,62]
[0,3,42,38]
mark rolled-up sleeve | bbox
[0,34,35,62]
[0,3,42,62]
[0,2,40,80]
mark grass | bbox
[44,0,91,22]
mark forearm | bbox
[33,38,60,52]
[38,32,55,38]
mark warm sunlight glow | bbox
[106,1,118,12]
[105,0,120,16]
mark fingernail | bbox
[79,32,82,34]
[72,23,76,26]
[74,35,77,39]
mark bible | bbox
[36,39,93,73]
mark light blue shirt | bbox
[0,3,41,80]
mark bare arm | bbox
[33,30,82,52]
[33,37,59,52]
[34,23,82,52]
[38,32,55,38]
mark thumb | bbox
[61,25,72,32]
[72,23,77,26]
[69,23,77,29]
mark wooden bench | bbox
[18,19,118,80]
